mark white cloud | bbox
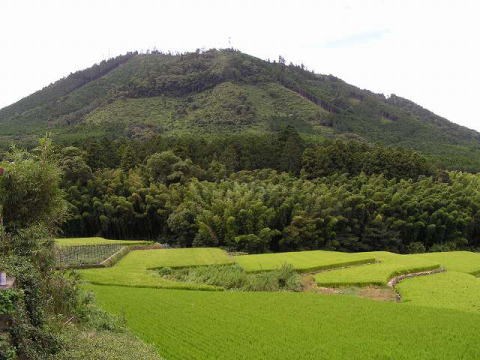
[0,0,479,131]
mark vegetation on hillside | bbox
[1,49,480,170]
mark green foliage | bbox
[62,162,480,253]
[59,146,92,186]
[302,139,434,180]
[1,49,480,170]
[0,289,19,315]
[0,139,72,359]
[163,263,302,291]
[0,142,67,234]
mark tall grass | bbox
[162,263,302,291]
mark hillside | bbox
[1,49,480,170]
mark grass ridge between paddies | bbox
[78,248,233,291]
[314,250,480,287]
[234,250,376,273]
[55,237,153,247]
[88,284,480,360]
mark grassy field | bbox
[234,250,375,273]
[139,248,234,269]
[88,284,480,360]
[81,248,480,359]
[78,248,232,290]
[397,271,480,313]
[314,252,441,286]
[55,237,152,247]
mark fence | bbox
[55,244,125,268]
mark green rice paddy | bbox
[55,237,152,247]
[397,271,480,313]
[314,251,441,286]
[414,251,480,274]
[78,248,232,290]
[235,250,375,273]
[74,246,480,359]
[88,284,480,360]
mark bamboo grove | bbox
[58,130,480,253]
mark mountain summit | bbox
[1,49,479,170]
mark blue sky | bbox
[1,0,479,131]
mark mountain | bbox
[1,48,480,170]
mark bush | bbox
[161,263,302,292]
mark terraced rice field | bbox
[89,284,480,360]
[397,271,480,313]
[414,251,480,274]
[314,251,441,286]
[79,247,480,359]
[78,248,232,290]
[55,237,152,247]
[235,250,375,273]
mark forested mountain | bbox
[1,48,480,170]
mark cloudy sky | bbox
[1,0,479,131]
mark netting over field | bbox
[55,244,125,268]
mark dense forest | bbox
[2,48,480,254]
[57,128,480,254]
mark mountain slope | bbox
[1,49,479,170]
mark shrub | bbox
[161,263,302,292]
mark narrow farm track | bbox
[387,268,446,301]
[387,268,446,287]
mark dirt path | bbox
[302,274,397,301]
[387,268,445,287]
[387,267,446,301]
[303,267,446,302]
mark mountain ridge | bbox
[1,48,479,170]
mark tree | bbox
[276,125,304,174]
[0,138,68,359]
[59,146,92,186]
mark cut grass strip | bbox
[235,250,375,273]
